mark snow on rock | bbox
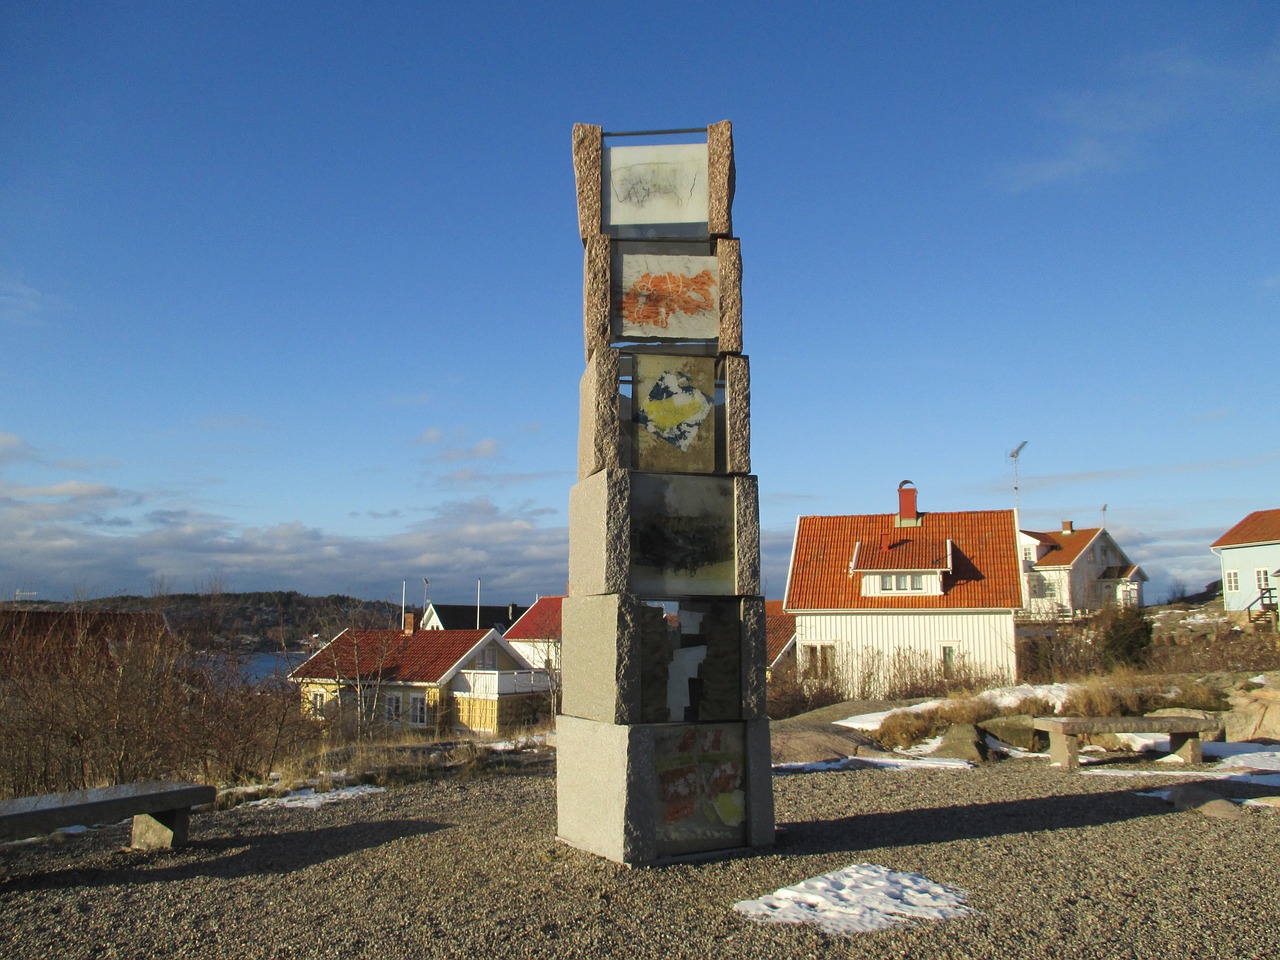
[835,683,1077,732]
[734,863,974,935]
[773,755,974,774]
[247,784,385,810]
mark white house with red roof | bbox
[763,600,795,677]
[503,596,563,673]
[1018,522,1146,619]
[784,482,1026,695]
[290,613,550,736]
[1211,509,1280,628]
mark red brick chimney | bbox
[896,480,920,527]
[403,612,415,635]
[880,531,891,551]
[1061,520,1074,535]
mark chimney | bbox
[1062,520,1074,535]
[879,531,891,551]
[403,612,415,635]
[896,480,920,527]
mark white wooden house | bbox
[1018,522,1146,620]
[783,482,1025,696]
[1211,510,1280,629]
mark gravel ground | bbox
[2,755,1277,960]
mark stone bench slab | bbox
[0,780,215,848]
[1033,716,1220,770]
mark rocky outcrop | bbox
[930,723,988,763]
[978,714,1047,752]
[1225,686,1280,742]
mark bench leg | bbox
[1168,733,1202,765]
[131,808,191,850]
[1048,732,1080,770]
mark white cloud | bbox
[0,275,65,328]
[412,426,443,444]
[1002,44,1280,191]
[441,438,500,462]
[0,434,37,467]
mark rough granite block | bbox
[560,594,643,725]
[577,347,622,480]
[707,120,734,237]
[724,354,750,475]
[717,239,742,354]
[743,718,776,849]
[556,715,652,864]
[583,233,611,362]
[131,809,190,850]
[740,596,767,721]
[568,469,630,597]
[734,475,761,596]
[573,124,603,242]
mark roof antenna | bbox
[1008,441,1028,510]
[1101,504,1108,529]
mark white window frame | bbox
[310,692,325,716]
[409,693,428,726]
[940,644,958,680]
[384,692,402,723]
[1257,569,1272,591]
[1225,570,1239,593]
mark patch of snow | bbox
[1211,745,1280,770]
[984,735,1045,759]
[247,784,385,810]
[835,683,1077,732]
[733,863,973,935]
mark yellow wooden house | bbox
[290,616,551,737]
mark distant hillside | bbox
[0,591,413,652]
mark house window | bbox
[1226,571,1239,592]
[310,692,325,716]
[384,693,402,723]
[410,694,428,726]
[1022,547,1033,561]
[910,574,923,590]
[1257,569,1272,591]
[804,644,835,680]
[880,575,892,590]
[895,574,908,590]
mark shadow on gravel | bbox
[779,789,1165,855]
[2,818,446,891]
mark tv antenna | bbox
[1008,441,1028,510]
[1101,504,1108,529]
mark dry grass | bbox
[872,693,1063,749]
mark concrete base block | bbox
[131,808,190,850]
[556,715,774,865]
[556,715,652,864]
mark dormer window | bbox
[870,571,936,594]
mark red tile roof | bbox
[291,629,490,684]
[1212,510,1280,548]
[764,600,785,616]
[765,612,795,665]
[851,536,952,571]
[785,509,1022,611]
[1026,527,1101,568]
[503,596,563,641]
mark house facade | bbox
[290,615,550,736]
[783,482,1025,696]
[503,596,562,674]
[763,601,795,678]
[1018,522,1146,620]
[1211,510,1280,629]
[420,602,527,633]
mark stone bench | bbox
[0,780,216,850]
[1033,716,1222,770]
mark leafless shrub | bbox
[845,647,1011,701]
[766,659,846,719]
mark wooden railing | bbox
[456,669,551,697]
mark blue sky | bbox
[2,2,1277,605]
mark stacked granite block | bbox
[556,121,774,864]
